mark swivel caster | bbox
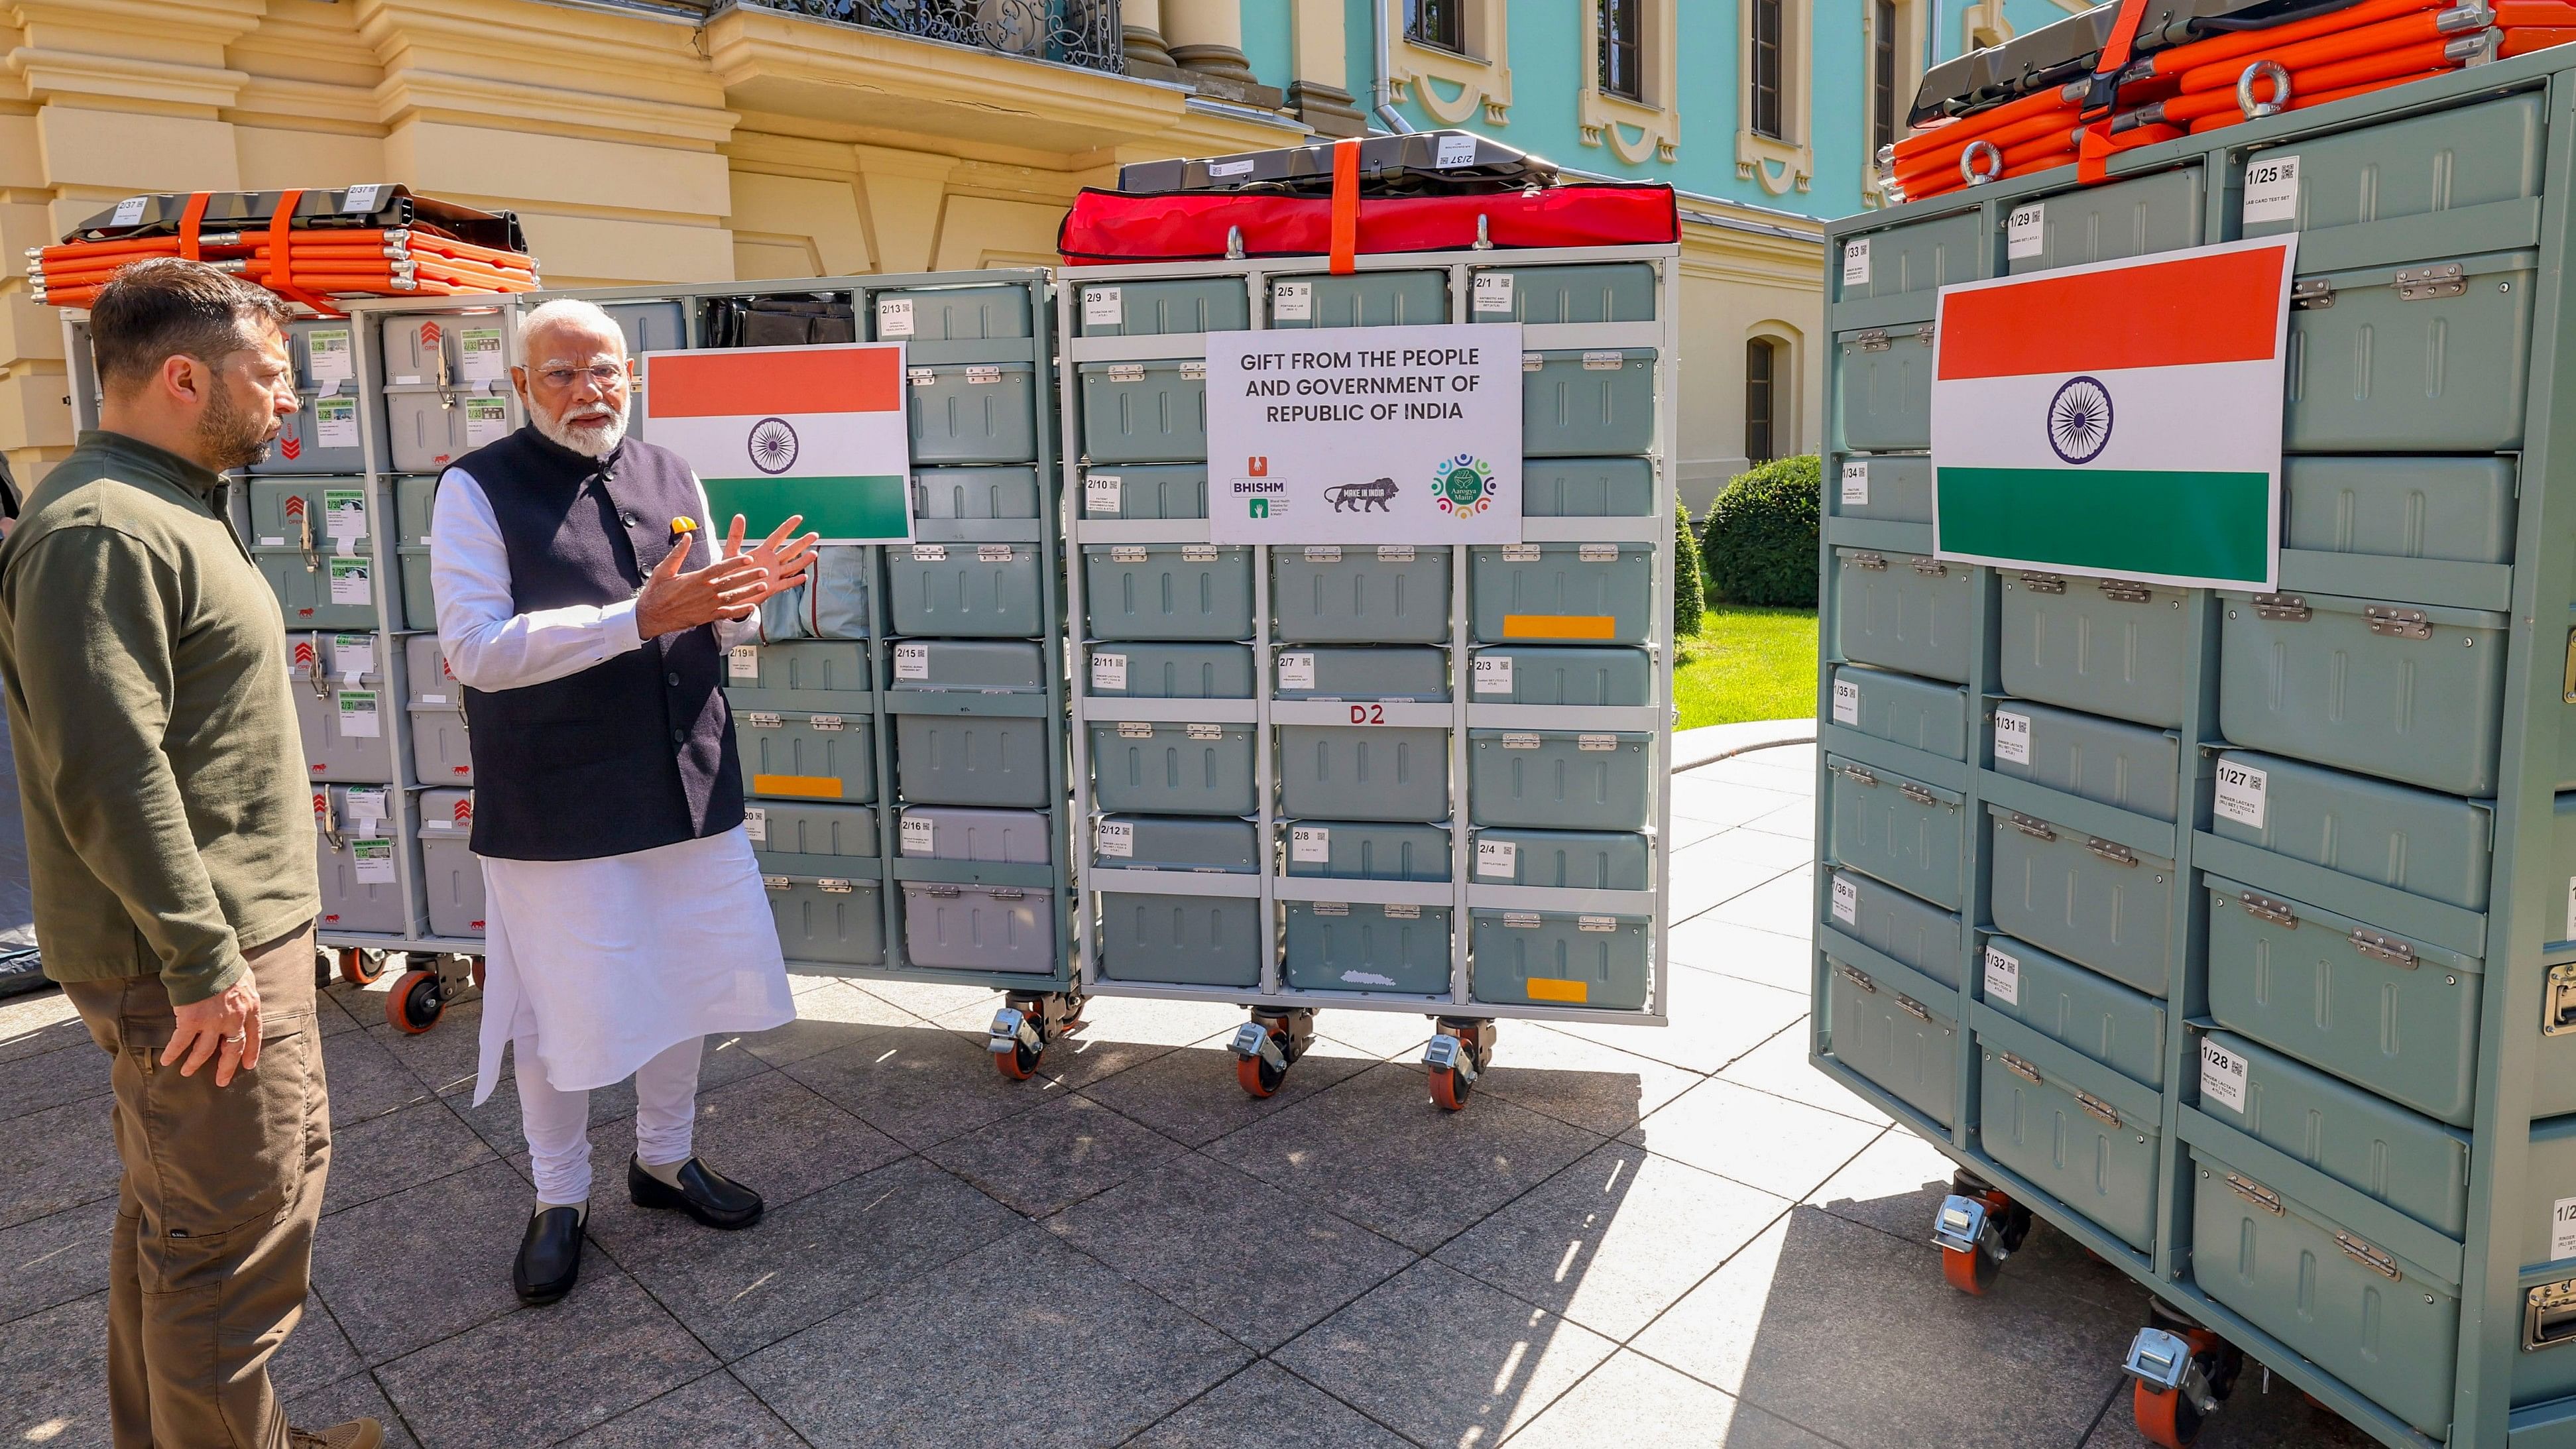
[2125,1308,2243,1448]
[470,956,487,991]
[338,947,390,987]
[1228,1008,1317,1098]
[988,990,1084,1081]
[313,947,334,992]
[1930,1171,2030,1295]
[385,966,444,1034]
[1423,1017,1496,1112]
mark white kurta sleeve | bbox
[432,466,650,691]
[695,471,761,650]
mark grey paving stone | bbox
[0,1095,119,1232]
[1016,994,1236,1092]
[0,989,89,1065]
[0,1292,109,1448]
[921,1092,1184,1218]
[0,1039,109,1120]
[1621,1077,1882,1202]
[1478,1022,1703,1136]
[573,1069,904,1271]
[1502,1349,1837,1448]
[367,998,487,1094]
[1129,1362,1412,1449]
[320,1098,495,1218]
[1633,1206,2138,1449]
[559,1369,805,1448]
[781,1022,1061,1151]
[736,1228,1248,1448]
[375,1265,715,1448]
[1079,1036,1378,1149]
[1045,1153,1415,1354]
[1737,801,1816,844]
[623,1155,1021,1362]
[312,986,366,1039]
[322,1027,439,1130]
[1434,1141,1792,1342]
[1312,1008,1440,1061]
[309,1159,536,1365]
[847,975,996,1021]
[1210,1062,1603,1253]
[732,979,909,1067]
[1275,1258,1617,1448]
[1548,968,1806,1074]
[284,1370,418,1448]
[0,1197,111,1325]
[1667,776,1805,832]
[270,1297,365,1400]
[1667,840,1800,925]
[1667,917,1812,993]
[1802,1124,1961,1245]
[1718,1018,1891,1126]
[2081,1367,2386,1448]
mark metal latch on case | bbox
[2253,593,2311,622]
[2546,962,2576,1037]
[1899,782,1938,807]
[2225,1172,2284,1216]
[2019,571,2066,593]
[1836,764,1880,787]
[2337,1231,2402,1281]
[1916,323,1936,347]
[2563,628,2576,704]
[1855,329,1891,352]
[2239,891,2298,927]
[819,879,853,894]
[2098,579,2152,603]
[1910,557,1948,577]
[1836,963,1877,994]
[2365,604,2433,640]
[1897,995,1932,1023]
[2000,1051,2042,1085]
[2074,1090,2121,1129]
[2349,929,2418,968]
[2291,277,2335,310]
[1849,552,1888,571]
[2087,837,2138,867]
[2395,262,2467,302]
[2007,812,2056,840]
[2527,1280,2576,1352]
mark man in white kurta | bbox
[430,299,813,1304]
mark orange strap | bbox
[177,192,210,261]
[1328,137,1360,276]
[261,189,345,318]
[2084,0,2159,116]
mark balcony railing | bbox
[739,0,1126,75]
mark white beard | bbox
[532,397,628,459]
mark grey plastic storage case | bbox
[1273,547,1452,644]
[1084,544,1254,641]
[417,788,484,939]
[1986,805,2174,996]
[1472,911,1651,1012]
[1090,721,1257,816]
[1088,642,1254,699]
[1470,544,1654,646]
[1283,902,1452,994]
[1825,868,1964,988]
[2219,589,2506,798]
[1828,958,1960,1128]
[1998,573,2193,728]
[1824,756,1965,911]
[765,876,885,966]
[1469,646,1652,706]
[887,542,1045,638]
[1830,664,1969,760]
[1834,550,1973,684]
[739,713,877,803]
[1467,730,1653,831]
[1978,1036,2162,1251]
[1278,726,1451,823]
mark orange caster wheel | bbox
[986,992,1080,1082]
[994,1035,1041,1080]
[469,956,487,990]
[1423,1017,1495,1113]
[384,968,444,1034]
[1930,1175,2030,1295]
[2125,1319,2239,1448]
[1227,1010,1312,1100]
[1236,1047,1285,1098]
[339,947,388,986]
[2133,1380,2199,1448]
[1941,1243,2000,1295]
[1427,1065,1470,1112]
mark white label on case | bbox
[261,536,286,547]
[901,815,935,854]
[325,489,366,541]
[1841,236,1871,286]
[1083,286,1122,325]
[1993,710,2032,766]
[463,396,508,446]
[1291,826,1331,863]
[1473,273,1514,313]
[1273,281,1313,320]
[2200,1037,2250,1113]
[1085,475,1122,514]
[1477,839,1516,878]
[743,806,766,844]
[2213,760,2268,829]
[111,196,149,227]
[1840,460,1869,506]
[1207,158,1256,178]
[345,785,388,822]
[2551,1198,2576,1261]
[2007,203,2046,259]
[1830,874,1858,925]
[459,327,504,383]
[351,838,394,883]
[1278,652,1317,692]
[876,297,915,337]
[1090,652,1128,691]
[2242,154,2301,225]
[1832,679,1860,726]
[308,328,354,384]
[316,396,358,448]
[1096,819,1134,858]
[1982,944,2020,1005]
[1473,655,1513,695]
[338,690,380,738]
[1436,133,1478,168]
[341,183,384,213]
[2566,876,2576,941]
[329,558,371,605]
[729,645,758,680]
[894,643,929,680]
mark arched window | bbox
[1745,338,1779,463]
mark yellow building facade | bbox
[0,0,1824,506]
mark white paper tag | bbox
[345,785,388,822]
[308,328,353,384]
[2007,203,2045,260]
[1090,652,1128,691]
[1472,655,1513,695]
[110,196,149,228]
[1278,652,1317,692]
[1982,944,2021,1006]
[1993,710,2032,766]
[1841,236,1871,286]
[1084,475,1122,514]
[729,645,758,680]
[877,296,915,337]
[2213,759,2268,829]
[351,838,395,884]
[341,183,384,213]
[261,536,286,547]
[1207,158,1256,178]
[329,558,371,605]
[1273,280,1313,321]
[1476,838,1517,879]
[459,327,504,383]
[2552,1197,2576,1261]
[1383,903,1421,920]
[1082,286,1123,325]
[463,396,508,446]
[1472,273,1514,314]
[331,633,374,681]
[325,488,366,542]
[1840,460,1869,507]
[1831,678,1860,726]
[1831,874,1858,925]
[1436,133,1478,168]
[1096,819,1134,858]
[338,690,380,738]
[901,814,935,854]
[2566,877,2576,941]
[1290,826,1331,863]
[742,806,766,844]
[2242,153,2301,225]
[894,643,930,681]
[315,396,358,447]
[2200,1037,2251,1113]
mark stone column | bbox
[1122,0,1178,73]
[1287,0,1367,137]
[1160,0,1261,88]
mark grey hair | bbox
[516,298,626,363]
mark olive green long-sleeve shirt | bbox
[0,431,318,1005]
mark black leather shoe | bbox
[628,1156,763,1230]
[512,1206,584,1306]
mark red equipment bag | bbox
[1057,182,1678,266]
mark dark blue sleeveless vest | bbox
[453,426,742,861]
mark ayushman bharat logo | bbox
[2046,377,2113,465]
[1433,455,1497,517]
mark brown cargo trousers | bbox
[62,924,329,1449]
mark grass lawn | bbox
[1674,604,1818,730]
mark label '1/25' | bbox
[2242,154,2302,225]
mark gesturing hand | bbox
[636,524,772,640]
[726,514,821,607]
[166,972,262,1086]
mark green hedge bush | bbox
[1672,500,1706,638]
[1702,455,1821,608]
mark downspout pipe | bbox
[1374,1,1415,132]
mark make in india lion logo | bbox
[1433,455,1496,517]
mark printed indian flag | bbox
[1930,236,2298,591]
[640,343,912,544]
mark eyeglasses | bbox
[536,365,628,389]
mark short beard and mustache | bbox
[198,375,280,471]
[533,392,629,460]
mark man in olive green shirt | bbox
[0,259,380,1449]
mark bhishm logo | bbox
[1433,455,1497,517]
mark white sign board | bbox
[1205,323,1523,545]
